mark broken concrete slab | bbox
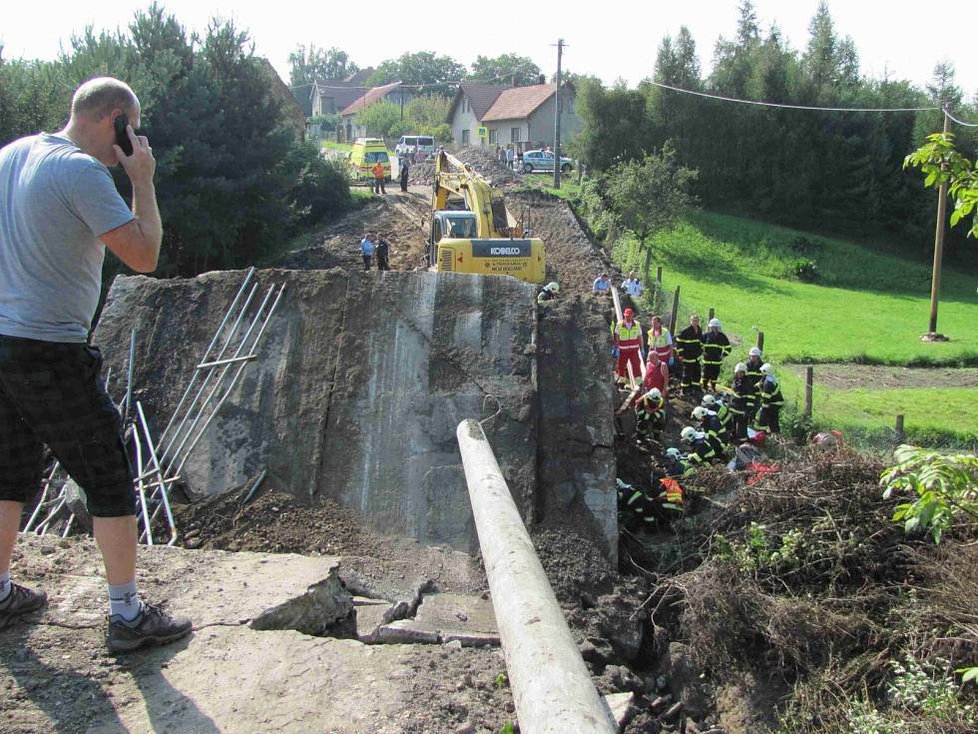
[354,597,395,643]
[371,592,502,648]
[376,619,441,644]
[604,691,636,730]
[2,535,518,733]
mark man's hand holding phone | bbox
[112,114,155,188]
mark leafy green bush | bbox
[880,445,978,544]
[788,257,818,282]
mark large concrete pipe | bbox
[456,419,616,734]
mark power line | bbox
[648,80,939,114]
[945,109,978,128]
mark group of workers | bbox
[610,295,785,527]
[359,232,391,271]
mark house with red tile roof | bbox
[448,82,581,150]
[339,81,416,141]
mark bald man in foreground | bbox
[0,77,192,652]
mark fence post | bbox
[756,331,765,351]
[669,286,681,335]
[804,366,814,418]
[708,307,715,322]
[894,414,905,445]
[656,266,663,285]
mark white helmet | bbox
[708,318,721,329]
[680,426,697,442]
[691,406,709,420]
[735,362,748,373]
[643,388,662,401]
[749,347,762,358]
[665,447,682,460]
[760,363,775,376]
[701,394,716,406]
[545,281,559,293]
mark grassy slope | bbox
[644,212,978,365]
[610,211,978,446]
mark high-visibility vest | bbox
[660,478,684,506]
[613,320,642,350]
[648,327,672,359]
[372,163,385,179]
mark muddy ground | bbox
[788,363,978,390]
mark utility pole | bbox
[553,39,565,189]
[925,108,951,340]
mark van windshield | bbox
[365,152,389,164]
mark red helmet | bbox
[623,308,633,318]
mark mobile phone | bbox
[114,113,133,156]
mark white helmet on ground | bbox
[760,363,775,376]
[708,318,721,329]
[680,426,697,443]
[665,447,682,460]
[644,388,662,401]
[749,347,762,358]
[735,362,748,373]
[691,406,709,420]
[701,394,716,407]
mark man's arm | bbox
[101,127,162,273]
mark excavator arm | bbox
[433,151,519,238]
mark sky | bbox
[3,0,977,99]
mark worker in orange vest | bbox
[371,161,386,195]
[611,308,642,384]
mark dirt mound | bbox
[511,190,620,300]
[407,146,523,188]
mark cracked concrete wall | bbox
[536,298,618,561]
[94,269,539,553]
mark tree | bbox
[604,143,698,275]
[905,131,978,238]
[355,101,401,138]
[470,54,541,86]
[288,45,358,88]
[366,52,466,94]
[574,78,655,171]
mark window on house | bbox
[511,128,521,143]
[566,97,574,114]
[488,129,497,144]
[462,129,470,144]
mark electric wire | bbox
[945,109,978,128]
[648,80,939,113]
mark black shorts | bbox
[0,335,136,517]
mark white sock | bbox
[108,580,143,622]
[0,569,10,603]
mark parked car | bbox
[521,149,573,174]
[395,135,436,158]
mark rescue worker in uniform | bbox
[692,407,728,454]
[537,281,559,304]
[701,318,731,392]
[633,387,665,441]
[728,362,756,443]
[701,394,730,435]
[616,478,659,529]
[681,426,717,467]
[754,363,785,434]
[675,314,704,397]
[612,308,643,384]
[647,314,674,366]
[664,447,694,478]
[744,347,765,422]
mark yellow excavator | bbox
[426,151,546,283]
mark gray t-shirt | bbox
[0,133,134,342]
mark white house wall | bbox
[526,96,583,148]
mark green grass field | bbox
[609,211,978,447]
[623,212,978,366]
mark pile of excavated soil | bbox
[407,146,523,188]
[510,190,620,300]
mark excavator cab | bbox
[427,152,546,283]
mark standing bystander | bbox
[0,78,192,651]
[360,232,375,270]
[375,235,390,271]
